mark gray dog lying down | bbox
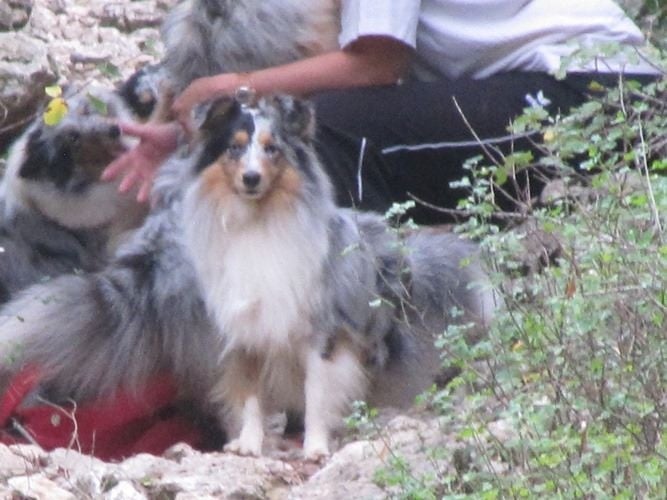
[0,87,146,304]
[0,95,495,459]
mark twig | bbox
[451,96,503,168]
[407,192,530,221]
[0,113,36,135]
[637,118,664,241]
[0,101,8,125]
[617,73,627,119]
[10,419,41,447]
[36,396,82,453]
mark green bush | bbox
[371,50,666,499]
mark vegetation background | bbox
[351,1,666,497]
[0,1,664,498]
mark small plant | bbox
[345,400,381,438]
[373,40,666,498]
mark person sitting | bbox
[104,0,662,221]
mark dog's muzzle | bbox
[242,171,261,190]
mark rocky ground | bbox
[0,0,175,150]
[1,409,498,500]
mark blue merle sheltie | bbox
[0,87,146,304]
[0,94,494,461]
[181,95,496,460]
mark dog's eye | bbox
[263,144,280,158]
[228,143,245,156]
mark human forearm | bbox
[237,37,412,96]
[171,36,412,129]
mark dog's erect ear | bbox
[199,97,238,134]
[270,95,316,141]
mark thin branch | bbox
[407,192,530,221]
[637,118,664,241]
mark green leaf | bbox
[98,61,121,79]
[494,166,508,186]
[87,93,109,116]
[651,159,667,171]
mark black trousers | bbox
[312,72,656,224]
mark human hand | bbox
[101,121,182,203]
[171,76,219,136]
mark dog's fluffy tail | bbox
[0,261,215,404]
[0,273,159,401]
[406,229,497,337]
[369,229,498,408]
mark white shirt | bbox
[339,0,659,79]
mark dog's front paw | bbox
[303,436,329,463]
[224,437,262,457]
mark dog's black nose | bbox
[242,171,261,189]
[109,124,121,139]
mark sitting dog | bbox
[0,87,146,303]
[181,95,496,460]
[0,95,494,461]
[0,163,218,459]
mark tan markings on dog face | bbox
[258,163,302,212]
[257,131,273,148]
[76,138,124,178]
[150,87,176,122]
[233,130,250,148]
[199,159,236,201]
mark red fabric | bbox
[0,367,207,461]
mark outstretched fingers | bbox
[136,177,154,204]
[101,151,134,182]
[101,120,182,202]
[118,167,142,194]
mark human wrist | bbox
[235,72,255,90]
[234,72,257,103]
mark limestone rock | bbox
[8,475,77,500]
[97,2,165,32]
[0,31,55,150]
[0,0,177,150]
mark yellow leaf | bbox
[44,85,63,98]
[43,97,69,126]
[543,128,556,143]
[587,80,605,92]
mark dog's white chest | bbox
[185,201,329,353]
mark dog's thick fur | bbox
[0,150,219,409]
[181,96,496,459]
[121,1,339,125]
[0,95,494,460]
[0,87,146,304]
[118,64,170,120]
[161,0,339,92]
